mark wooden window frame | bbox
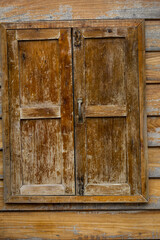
[0,20,148,204]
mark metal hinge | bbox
[74,30,81,47]
[78,176,84,195]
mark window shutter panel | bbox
[73,24,148,202]
[3,28,75,202]
[2,20,148,204]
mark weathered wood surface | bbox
[145,21,160,51]
[0,0,160,22]
[20,106,61,119]
[85,105,127,117]
[1,20,146,203]
[73,23,147,201]
[0,151,2,179]
[0,146,159,182]
[146,84,160,115]
[0,3,159,240]
[0,179,160,210]
[0,19,159,204]
[2,211,160,239]
[0,20,159,86]
[149,148,160,178]
[3,27,75,202]
[146,52,160,83]
[148,117,160,146]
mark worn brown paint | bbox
[1,26,75,202]
[1,20,148,203]
[0,2,159,239]
[73,20,148,201]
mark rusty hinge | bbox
[74,30,81,47]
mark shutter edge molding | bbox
[0,20,148,204]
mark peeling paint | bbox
[148,127,160,146]
[0,5,73,22]
[149,167,160,178]
[52,5,73,20]
[97,1,160,19]
[0,6,16,16]
[58,225,80,236]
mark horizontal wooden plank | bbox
[20,184,65,195]
[146,52,160,82]
[148,147,160,178]
[16,29,60,40]
[20,107,61,119]
[0,1,159,22]
[85,105,126,117]
[7,194,147,204]
[146,84,160,116]
[2,210,160,239]
[85,183,130,196]
[148,117,160,146]
[82,28,127,38]
[145,20,160,51]
[1,20,143,29]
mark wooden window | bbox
[1,20,148,204]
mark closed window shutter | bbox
[1,20,148,204]
[73,25,148,202]
[4,28,75,201]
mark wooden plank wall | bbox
[0,0,160,239]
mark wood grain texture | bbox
[85,183,130,196]
[148,148,160,178]
[8,30,22,196]
[138,22,148,200]
[0,51,160,116]
[19,39,61,107]
[2,26,75,202]
[0,38,159,87]
[73,21,147,202]
[146,52,160,83]
[85,105,127,117]
[0,179,160,210]
[0,24,10,202]
[21,119,62,186]
[0,148,158,209]
[20,184,65,195]
[0,120,2,149]
[0,4,159,240]
[0,151,3,179]
[1,146,159,182]
[1,211,160,239]
[0,20,146,30]
[86,118,127,185]
[0,0,160,22]
[125,26,140,195]
[85,37,126,106]
[146,84,160,116]
[16,29,60,40]
[20,106,61,119]
[145,20,160,51]
[74,27,128,198]
[148,117,160,146]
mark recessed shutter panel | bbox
[5,28,75,201]
[2,20,148,204]
[73,25,148,201]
